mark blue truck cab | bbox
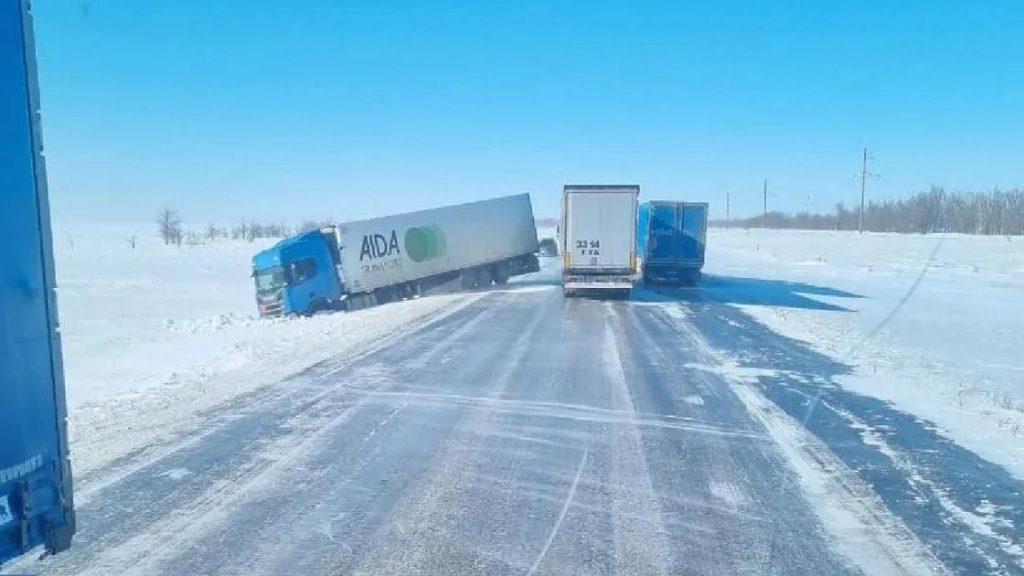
[252,230,342,317]
[637,201,709,285]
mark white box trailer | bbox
[560,185,639,297]
[337,193,541,295]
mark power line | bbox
[858,148,879,233]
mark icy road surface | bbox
[16,279,1024,574]
[7,291,905,574]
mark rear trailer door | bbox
[564,188,637,272]
[647,203,678,261]
[0,0,75,563]
[680,203,708,264]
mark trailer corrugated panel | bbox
[337,194,539,293]
[679,203,708,263]
[0,0,75,564]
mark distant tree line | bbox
[715,187,1024,235]
[157,208,333,246]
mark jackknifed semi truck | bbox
[560,185,639,298]
[1,0,76,565]
[637,201,708,285]
[252,194,541,316]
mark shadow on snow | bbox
[635,274,863,312]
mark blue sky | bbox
[33,1,1024,223]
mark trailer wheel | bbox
[379,286,401,304]
[491,264,510,285]
[681,269,700,287]
[476,267,492,287]
[460,270,478,289]
[306,299,328,316]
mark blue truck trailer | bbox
[252,194,540,317]
[637,201,708,285]
[1,0,76,565]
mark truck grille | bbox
[257,291,284,317]
[260,302,283,317]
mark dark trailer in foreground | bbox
[0,0,76,566]
[637,201,708,285]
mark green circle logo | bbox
[404,225,446,263]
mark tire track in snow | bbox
[126,299,506,576]
[653,301,948,576]
[614,301,847,575]
[601,304,673,576]
[71,294,486,508]
[682,298,1024,575]
[346,292,554,575]
[528,445,589,576]
[34,295,504,576]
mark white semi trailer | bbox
[252,194,541,316]
[560,185,639,298]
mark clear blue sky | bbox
[33,0,1024,223]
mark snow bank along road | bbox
[11,280,1024,575]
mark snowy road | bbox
[15,278,1021,575]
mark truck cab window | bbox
[289,258,317,285]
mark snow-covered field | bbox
[706,228,1024,480]
[53,223,481,475]
[50,223,1023,488]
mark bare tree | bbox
[713,187,1024,235]
[157,208,183,245]
[231,222,249,241]
[206,223,223,241]
[298,220,333,233]
[229,221,292,241]
[185,229,203,246]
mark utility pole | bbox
[859,148,868,233]
[726,192,731,222]
[763,179,768,228]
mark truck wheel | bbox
[306,299,326,316]
[562,287,575,298]
[491,265,510,285]
[351,294,370,311]
[476,268,491,287]
[525,254,540,273]
[460,270,478,289]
